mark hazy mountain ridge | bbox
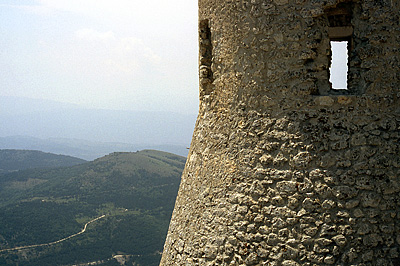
[0,136,189,160]
[0,149,86,174]
[0,96,197,152]
[0,150,184,266]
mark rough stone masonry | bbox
[160,0,400,265]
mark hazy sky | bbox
[1,1,348,116]
[330,41,347,89]
[0,0,199,114]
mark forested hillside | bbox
[0,150,184,266]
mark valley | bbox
[0,149,184,266]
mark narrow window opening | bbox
[199,19,213,96]
[329,41,348,90]
[325,2,354,93]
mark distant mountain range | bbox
[0,149,184,266]
[0,135,189,160]
[0,149,86,174]
[0,96,197,158]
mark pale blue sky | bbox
[0,0,199,114]
[330,41,348,89]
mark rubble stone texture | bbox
[160,0,400,265]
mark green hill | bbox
[0,150,185,266]
[0,149,87,174]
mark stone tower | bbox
[160,0,400,265]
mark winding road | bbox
[0,214,106,253]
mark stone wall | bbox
[160,0,400,265]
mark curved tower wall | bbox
[161,0,400,265]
